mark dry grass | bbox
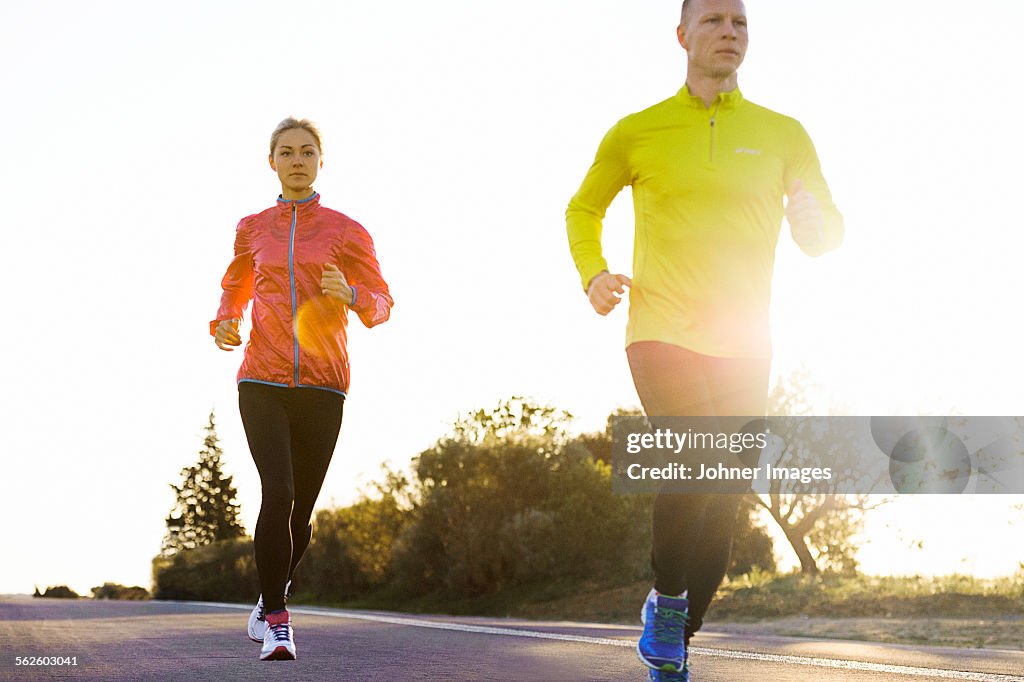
[331,572,1024,649]
[506,572,1024,649]
[703,616,1024,650]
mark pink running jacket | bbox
[211,193,392,395]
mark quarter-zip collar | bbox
[675,84,744,111]
[276,191,321,214]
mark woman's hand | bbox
[322,263,354,305]
[214,318,241,351]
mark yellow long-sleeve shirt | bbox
[566,85,843,358]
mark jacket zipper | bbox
[288,202,299,386]
[709,99,721,163]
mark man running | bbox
[565,1,843,678]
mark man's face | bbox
[677,0,748,79]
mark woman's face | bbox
[270,127,322,197]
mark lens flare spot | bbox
[296,296,346,359]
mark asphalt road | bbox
[2,596,1022,681]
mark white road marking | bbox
[188,601,1024,681]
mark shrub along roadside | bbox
[91,583,150,600]
[32,585,79,599]
[152,536,258,602]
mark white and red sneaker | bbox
[260,610,296,661]
[247,594,266,642]
[248,580,292,643]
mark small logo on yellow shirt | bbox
[735,147,762,155]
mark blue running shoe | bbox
[637,588,689,673]
[647,664,689,681]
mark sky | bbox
[2,0,1023,595]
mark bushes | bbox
[390,436,653,597]
[525,442,652,585]
[392,438,554,595]
[299,493,410,600]
[34,584,150,600]
[91,583,150,600]
[152,536,258,602]
[34,585,79,599]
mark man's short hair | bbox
[680,0,693,25]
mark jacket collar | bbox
[675,84,744,111]
[276,191,320,213]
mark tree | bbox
[161,411,245,557]
[392,397,651,596]
[449,395,573,446]
[395,398,566,594]
[756,370,888,575]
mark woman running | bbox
[211,117,393,661]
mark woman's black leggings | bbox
[627,341,769,642]
[238,382,345,612]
